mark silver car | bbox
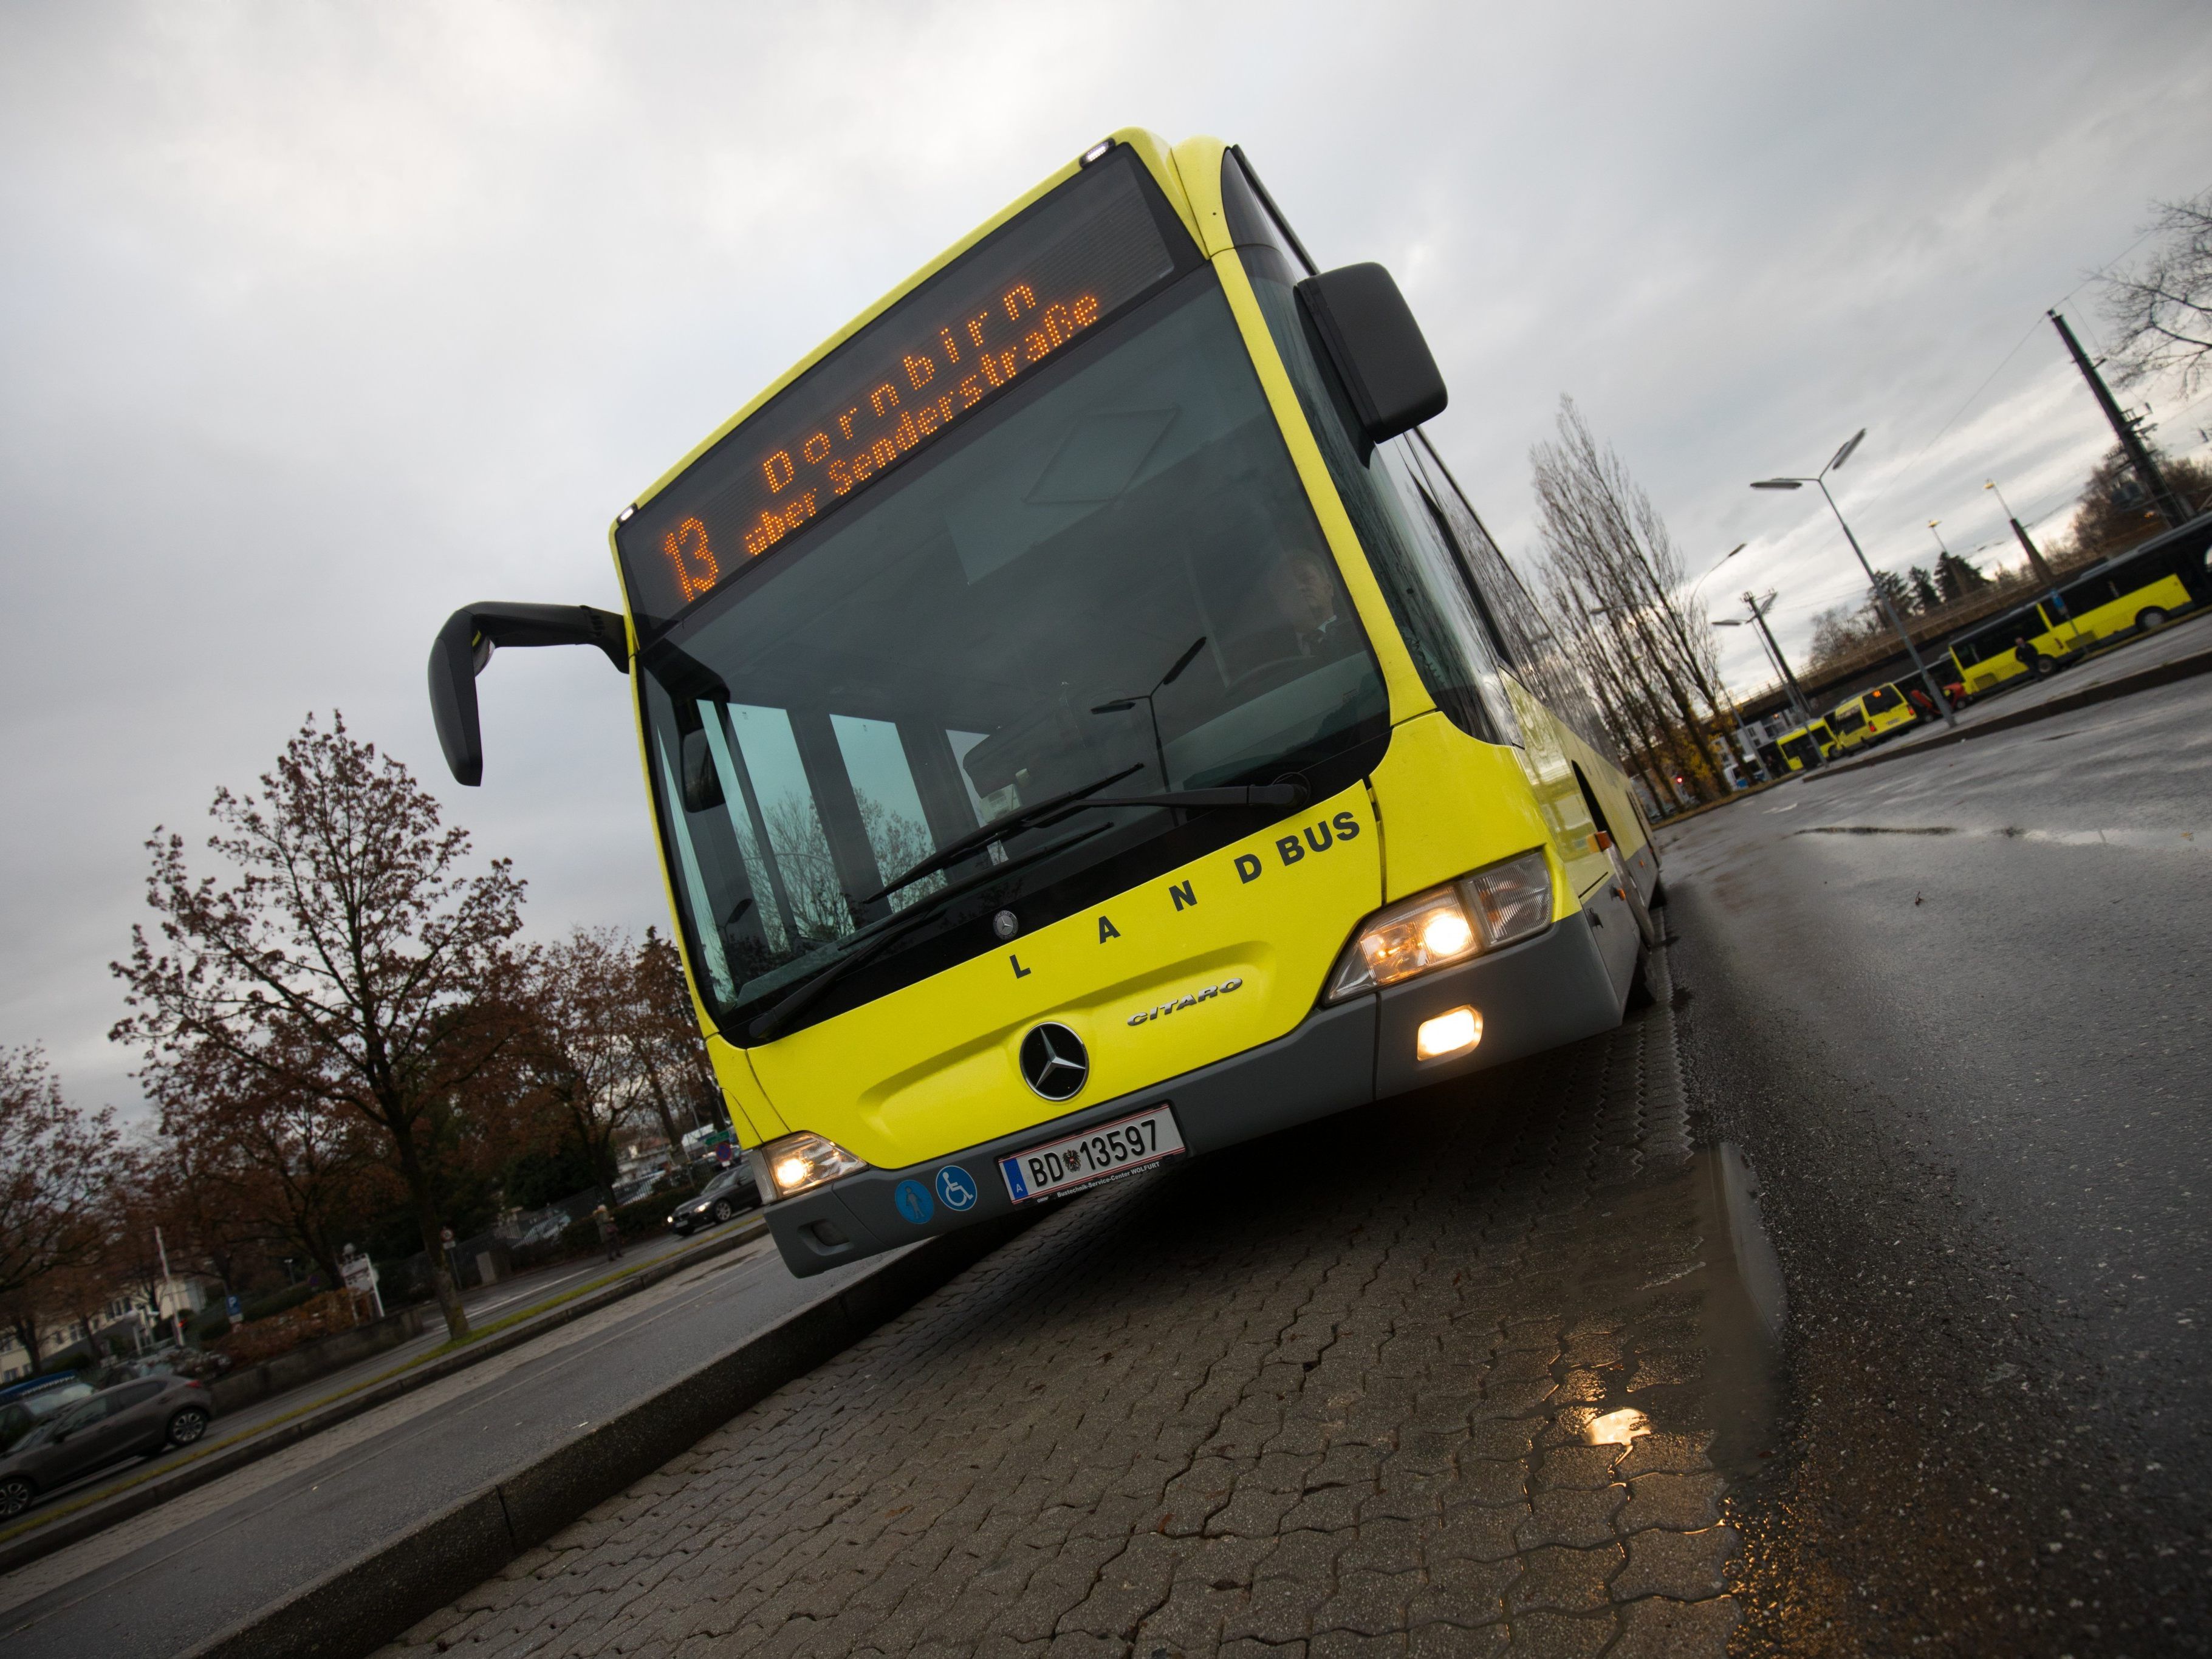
[0,1374,215,1517]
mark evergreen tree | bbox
[1871,569,1915,619]
[1909,566,1942,612]
[1934,551,1990,604]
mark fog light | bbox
[755,1131,869,1201]
[1415,1005,1482,1060]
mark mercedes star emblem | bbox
[1018,1022,1089,1101]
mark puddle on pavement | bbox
[1547,1141,1789,1488]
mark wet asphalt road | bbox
[1661,672,2212,1654]
[6,677,2206,1658]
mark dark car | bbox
[0,1373,214,1517]
[668,1160,761,1236]
[0,1374,95,1455]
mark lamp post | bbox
[1092,635,1208,786]
[1686,542,1747,606]
[1751,429,1956,728]
[1714,589,1812,728]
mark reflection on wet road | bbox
[372,950,1776,1657]
[1665,673,2212,1655]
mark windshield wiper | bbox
[748,824,1112,1044]
[860,763,1143,906]
[867,770,1310,906]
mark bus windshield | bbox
[636,265,1389,1038]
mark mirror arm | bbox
[427,602,630,787]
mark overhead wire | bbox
[1892,219,2169,484]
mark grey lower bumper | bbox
[765,909,1628,1278]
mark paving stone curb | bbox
[358,942,1763,1659]
[180,1213,1035,1659]
[0,1219,767,1579]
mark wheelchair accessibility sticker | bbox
[934,1165,978,1212]
[893,1179,933,1225]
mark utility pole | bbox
[2049,310,2189,530]
[1742,590,1813,727]
[1986,480,2060,589]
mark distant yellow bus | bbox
[429,131,1664,1278]
[1948,515,2210,696]
[1772,720,1837,772]
[1825,682,1923,750]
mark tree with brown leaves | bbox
[152,1047,376,1292]
[629,928,721,1155]
[0,1047,119,1373]
[112,713,526,1342]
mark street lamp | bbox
[1750,428,1957,728]
[1713,589,1812,728]
[1092,635,1207,785]
[1685,542,1748,606]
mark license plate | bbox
[999,1106,1185,1203]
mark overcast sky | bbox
[4,1,2208,1117]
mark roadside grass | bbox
[0,1223,762,1549]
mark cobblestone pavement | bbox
[380,948,1773,1659]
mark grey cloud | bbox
[3,0,2207,1112]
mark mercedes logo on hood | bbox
[1018,1022,1089,1101]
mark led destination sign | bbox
[620,148,1191,628]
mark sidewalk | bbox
[364,948,1767,1659]
[0,1216,765,1573]
[203,1223,715,1443]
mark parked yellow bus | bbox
[1772,720,1837,771]
[1826,682,1922,750]
[1948,514,2210,696]
[428,131,1662,1276]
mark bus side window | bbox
[1570,762,1611,838]
[1235,238,1503,745]
[1410,479,1515,669]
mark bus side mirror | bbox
[428,602,630,786]
[1295,263,1447,445]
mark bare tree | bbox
[515,929,656,1191]
[2101,188,2212,395]
[112,713,526,1342]
[0,1047,119,1373]
[1531,397,1730,800]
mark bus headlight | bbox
[1324,849,1553,1002]
[755,1132,868,1201]
[1464,849,1553,946]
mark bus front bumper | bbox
[763,902,1630,1278]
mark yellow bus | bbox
[1947,514,2210,696]
[428,131,1662,1276]
[1825,682,1923,750]
[1770,720,1837,771]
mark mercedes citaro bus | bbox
[428,131,1662,1277]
